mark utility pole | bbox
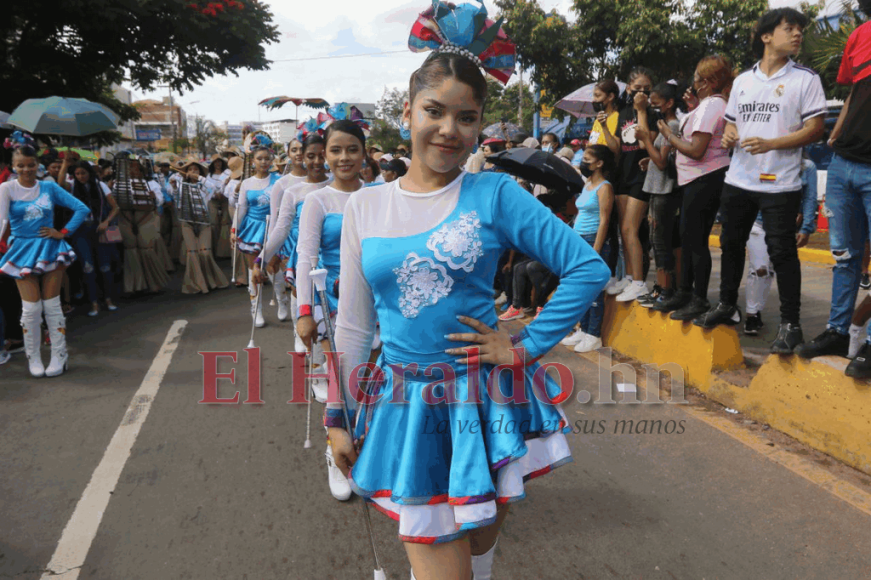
[169,85,176,154]
[518,62,523,125]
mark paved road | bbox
[2,260,870,580]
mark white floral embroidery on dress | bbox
[23,195,51,222]
[427,211,484,272]
[394,253,454,319]
[256,193,270,206]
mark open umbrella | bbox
[482,122,527,142]
[0,111,12,130]
[486,148,585,195]
[555,81,627,118]
[55,147,98,162]
[8,97,119,136]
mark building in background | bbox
[132,97,187,151]
[259,119,298,146]
[220,121,244,147]
[112,84,137,149]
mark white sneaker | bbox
[0,350,10,365]
[849,324,867,359]
[561,328,588,346]
[616,281,649,303]
[605,277,629,296]
[494,293,508,306]
[574,335,603,353]
[294,334,306,354]
[310,366,328,404]
[325,446,352,501]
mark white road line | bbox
[40,320,188,580]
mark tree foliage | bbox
[495,0,769,106]
[0,0,279,139]
[800,0,867,100]
[482,78,535,131]
[189,116,228,158]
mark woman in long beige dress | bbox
[207,155,233,259]
[117,160,170,294]
[177,161,229,294]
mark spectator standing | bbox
[798,4,871,374]
[636,81,683,307]
[694,8,826,356]
[652,55,734,320]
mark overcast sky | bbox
[137,0,814,126]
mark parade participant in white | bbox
[178,160,230,294]
[233,146,280,328]
[256,135,330,350]
[328,3,610,578]
[0,135,90,378]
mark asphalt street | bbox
[2,259,870,580]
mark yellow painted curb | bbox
[708,235,834,265]
[601,298,744,389]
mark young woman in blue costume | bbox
[327,4,610,578]
[255,138,309,323]
[288,120,367,503]
[252,135,330,351]
[232,146,280,328]
[0,136,90,378]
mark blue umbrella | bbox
[8,97,119,136]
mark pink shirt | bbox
[676,95,730,186]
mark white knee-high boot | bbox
[274,271,289,321]
[42,297,68,377]
[21,300,45,377]
[471,539,497,580]
[248,279,264,328]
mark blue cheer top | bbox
[0,179,90,278]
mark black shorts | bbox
[617,182,650,203]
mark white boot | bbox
[250,294,265,328]
[274,271,289,321]
[21,300,45,378]
[325,444,352,501]
[43,297,68,377]
[471,539,497,580]
[291,294,306,352]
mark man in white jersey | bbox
[693,8,825,355]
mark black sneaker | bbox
[794,328,849,359]
[743,313,764,336]
[691,302,741,327]
[637,285,663,308]
[670,296,711,321]
[642,287,674,309]
[770,323,804,354]
[862,273,871,290]
[651,289,691,313]
[845,343,871,379]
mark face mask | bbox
[592,101,606,113]
[579,162,594,178]
[543,145,554,153]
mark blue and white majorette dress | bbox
[269,173,307,261]
[331,171,610,544]
[235,173,281,255]
[0,180,89,278]
[295,184,353,322]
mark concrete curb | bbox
[708,235,834,265]
[546,299,871,475]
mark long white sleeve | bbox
[225,180,240,208]
[197,176,217,204]
[259,184,297,262]
[267,184,286,241]
[333,195,377,415]
[0,185,10,241]
[295,193,327,312]
[236,180,251,226]
[147,180,164,206]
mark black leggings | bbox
[512,260,556,309]
[679,168,727,299]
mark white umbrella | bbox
[555,81,627,118]
[0,111,12,129]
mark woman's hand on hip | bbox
[445,315,518,366]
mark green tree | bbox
[371,88,408,152]
[1,0,279,142]
[482,78,535,131]
[189,116,227,159]
[495,0,769,106]
[800,0,866,100]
